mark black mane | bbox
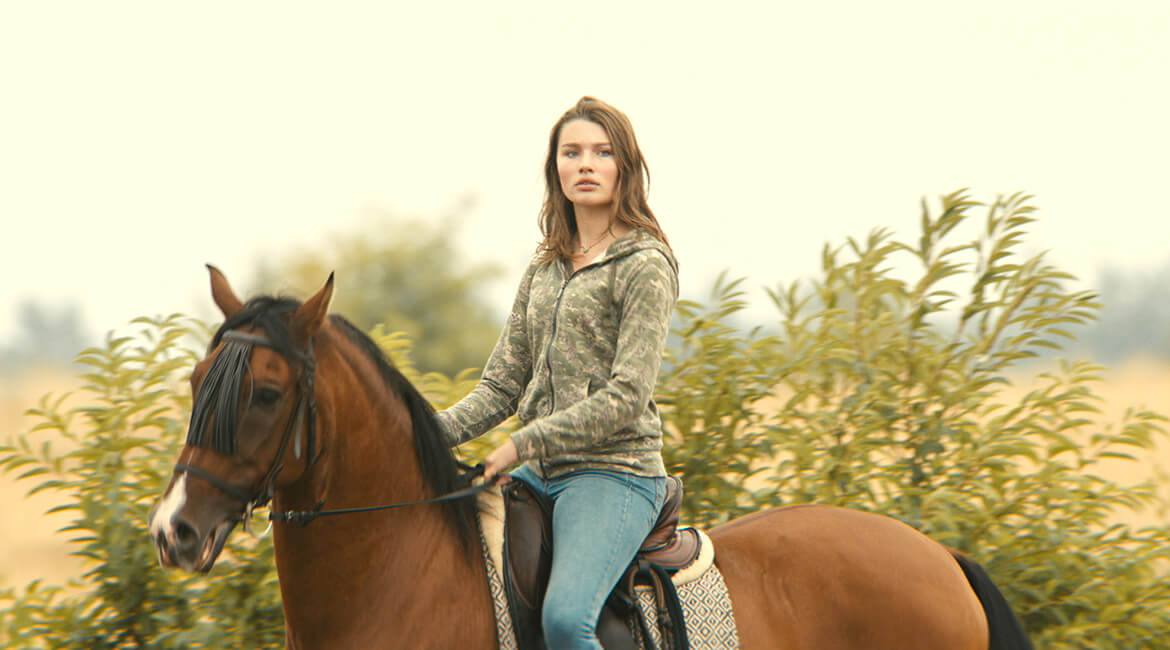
[328,314,478,545]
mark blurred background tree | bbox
[0,299,92,372]
[1081,259,1170,363]
[251,209,504,377]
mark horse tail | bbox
[949,549,1034,650]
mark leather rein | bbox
[174,329,492,529]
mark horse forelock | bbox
[187,296,304,455]
[210,296,302,357]
[186,338,252,454]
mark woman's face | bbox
[556,119,619,212]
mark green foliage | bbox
[251,212,504,377]
[658,191,1170,647]
[657,274,784,527]
[2,190,1168,648]
[0,315,284,649]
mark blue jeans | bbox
[511,464,666,650]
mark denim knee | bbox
[542,591,596,650]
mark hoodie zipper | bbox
[539,258,603,473]
[543,256,609,411]
[535,231,671,474]
[538,266,570,474]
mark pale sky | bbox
[2,2,1168,343]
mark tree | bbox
[0,300,92,371]
[251,210,504,376]
[1081,260,1170,363]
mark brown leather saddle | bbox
[502,474,699,650]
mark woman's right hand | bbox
[483,438,518,483]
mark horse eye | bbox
[252,387,282,407]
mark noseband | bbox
[174,329,317,526]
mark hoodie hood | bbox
[594,228,679,278]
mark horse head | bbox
[148,265,332,573]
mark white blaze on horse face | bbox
[151,473,188,542]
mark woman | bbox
[437,96,679,649]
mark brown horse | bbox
[149,267,1032,649]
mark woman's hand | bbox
[483,438,519,483]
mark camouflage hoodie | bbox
[437,228,678,478]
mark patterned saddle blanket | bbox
[476,485,740,649]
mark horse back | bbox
[709,504,989,650]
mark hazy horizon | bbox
[3,2,1168,342]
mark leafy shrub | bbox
[0,315,283,649]
[659,191,1170,647]
[3,191,1168,648]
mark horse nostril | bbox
[174,519,199,552]
[154,528,169,553]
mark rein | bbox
[268,472,495,525]
[176,328,494,528]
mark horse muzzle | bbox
[148,474,240,573]
[150,509,238,573]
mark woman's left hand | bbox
[483,438,519,483]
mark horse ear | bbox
[292,272,334,339]
[207,264,244,318]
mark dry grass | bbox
[1,358,1167,591]
[0,367,85,590]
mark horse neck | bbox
[269,339,494,648]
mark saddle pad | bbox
[477,487,519,649]
[630,567,740,649]
[475,487,738,649]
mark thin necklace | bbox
[579,229,611,254]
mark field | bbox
[0,368,85,590]
[1,358,1168,591]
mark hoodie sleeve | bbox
[509,248,677,459]
[436,264,536,446]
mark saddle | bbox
[502,474,699,650]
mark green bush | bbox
[3,190,1168,648]
[0,316,283,649]
[659,191,1170,647]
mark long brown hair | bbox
[537,96,670,262]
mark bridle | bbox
[174,328,492,529]
[174,329,318,529]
